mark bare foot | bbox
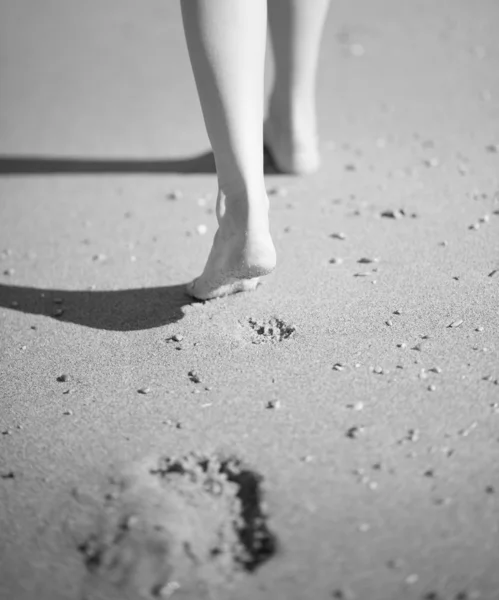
[264,98,321,175]
[186,191,276,300]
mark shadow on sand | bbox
[0,147,280,176]
[0,283,196,331]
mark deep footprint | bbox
[247,317,296,344]
[76,453,278,599]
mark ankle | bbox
[217,188,269,231]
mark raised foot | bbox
[186,228,276,301]
[264,116,321,176]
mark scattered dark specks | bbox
[3,268,14,276]
[353,272,371,278]
[56,374,69,383]
[345,163,356,171]
[488,269,498,277]
[439,240,448,247]
[468,223,480,230]
[346,426,365,439]
[381,209,405,219]
[479,215,490,223]
[485,143,498,153]
[137,387,151,395]
[92,253,107,262]
[330,232,347,240]
[265,399,281,410]
[329,257,343,264]
[485,485,495,494]
[447,319,463,328]
[424,469,435,478]
[1,471,15,479]
[188,370,201,384]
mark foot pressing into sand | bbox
[187,189,276,300]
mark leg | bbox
[180,0,276,300]
[266,0,331,174]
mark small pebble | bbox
[423,157,440,168]
[349,43,365,57]
[10,300,19,308]
[346,426,365,439]
[63,410,73,416]
[468,223,480,230]
[447,319,463,328]
[405,574,419,585]
[137,387,151,395]
[439,240,448,247]
[331,587,356,599]
[485,485,495,494]
[475,326,484,332]
[488,269,498,277]
[172,334,183,342]
[329,257,343,264]
[266,399,281,409]
[188,370,201,384]
[53,308,64,317]
[92,253,107,262]
[430,367,442,374]
[358,257,378,264]
[267,186,288,197]
[331,232,347,240]
[196,224,207,235]
[397,342,407,349]
[372,366,384,374]
[3,268,15,276]
[393,309,402,315]
[353,272,371,277]
[333,363,346,371]
[386,320,393,326]
[485,143,498,153]
[1,471,15,480]
[381,209,405,219]
[345,163,356,171]
[56,374,69,383]
[479,215,490,223]
[167,190,182,200]
[428,384,436,392]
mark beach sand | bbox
[1,1,498,599]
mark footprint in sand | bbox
[244,317,296,344]
[74,453,278,599]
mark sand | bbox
[1,1,499,599]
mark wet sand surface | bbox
[1,1,499,599]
